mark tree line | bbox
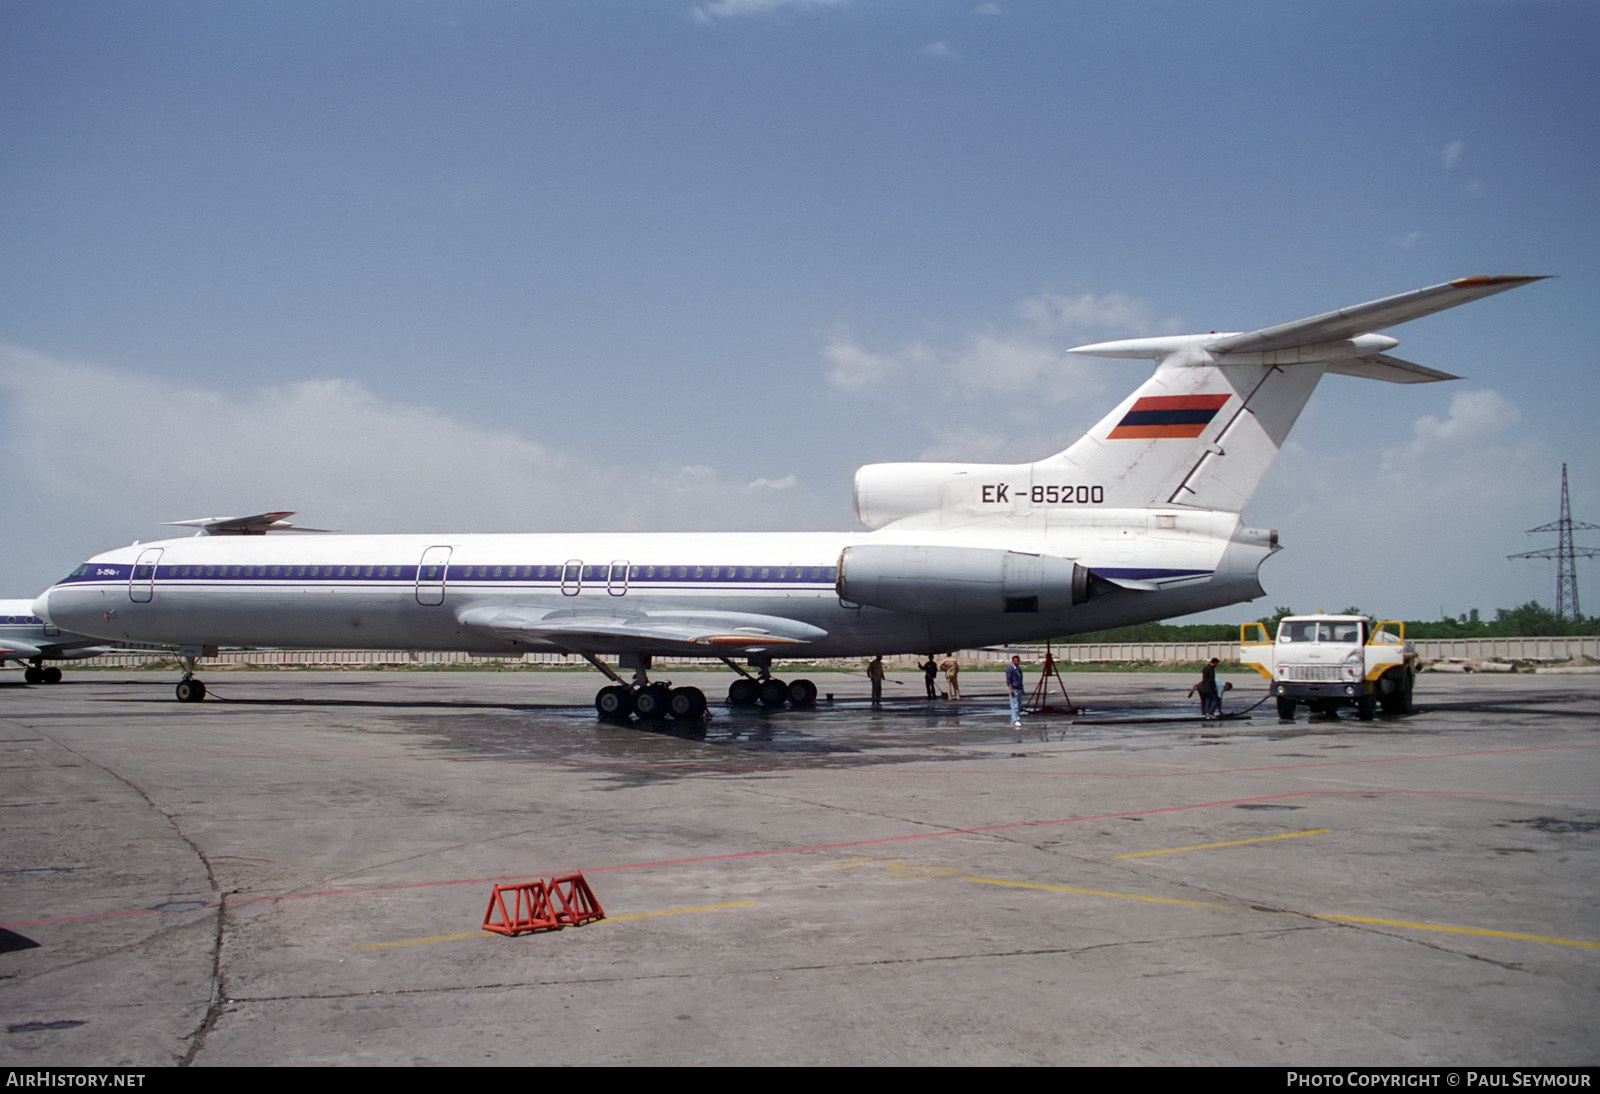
[1058,601,1600,644]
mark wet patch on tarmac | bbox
[1513,817,1599,834]
[398,694,1243,773]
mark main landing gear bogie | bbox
[728,676,817,710]
[585,654,810,725]
[23,664,62,685]
[593,682,708,723]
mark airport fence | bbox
[69,635,1600,671]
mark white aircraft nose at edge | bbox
[34,276,1543,714]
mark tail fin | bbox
[1051,275,1543,512]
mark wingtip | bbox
[1449,275,1549,288]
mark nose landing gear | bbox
[171,648,216,703]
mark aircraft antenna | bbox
[1508,464,1600,620]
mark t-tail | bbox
[853,276,1543,528]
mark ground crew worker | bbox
[1188,657,1228,719]
[867,655,885,706]
[920,655,939,699]
[939,653,961,700]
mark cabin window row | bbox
[87,564,841,583]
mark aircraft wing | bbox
[0,639,113,662]
[0,639,44,661]
[1207,276,1545,356]
[457,606,828,656]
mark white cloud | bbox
[693,0,847,23]
[822,327,1105,407]
[1443,138,1466,170]
[822,335,922,392]
[972,2,1002,14]
[1017,290,1179,337]
[1391,229,1422,250]
[0,346,843,592]
[1390,388,1520,459]
[821,286,1172,414]
[915,424,1010,462]
[923,40,957,60]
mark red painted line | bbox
[3,786,1579,930]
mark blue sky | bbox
[2,0,1596,622]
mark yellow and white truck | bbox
[1240,614,1418,722]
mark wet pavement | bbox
[2,668,1597,1065]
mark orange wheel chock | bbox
[548,873,605,927]
[482,872,605,937]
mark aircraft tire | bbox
[757,679,789,708]
[175,679,206,703]
[728,679,759,706]
[596,685,634,719]
[1276,697,1296,721]
[634,684,673,720]
[43,666,62,685]
[24,666,43,685]
[787,678,817,707]
[668,686,707,720]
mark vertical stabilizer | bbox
[1056,275,1543,513]
[1034,351,1321,511]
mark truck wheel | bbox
[1380,670,1414,715]
[1276,697,1296,721]
[1357,694,1376,721]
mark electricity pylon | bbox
[1509,464,1600,620]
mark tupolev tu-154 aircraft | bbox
[34,276,1542,716]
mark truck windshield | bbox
[1279,621,1362,643]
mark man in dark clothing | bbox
[1189,657,1222,719]
[920,656,939,699]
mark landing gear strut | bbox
[584,654,706,723]
[173,649,210,703]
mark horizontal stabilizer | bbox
[1069,276,1544,369]
[1206,276,1545,355]
[163,511,331,536]
[1326,354,1459,384]
[458,606,828,655]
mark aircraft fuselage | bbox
[37,515,1273,659]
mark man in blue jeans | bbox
[1006,655,1026,727]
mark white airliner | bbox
[33,276,1541,715]
[0,599,110,684]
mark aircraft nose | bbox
[31,589,53,625]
